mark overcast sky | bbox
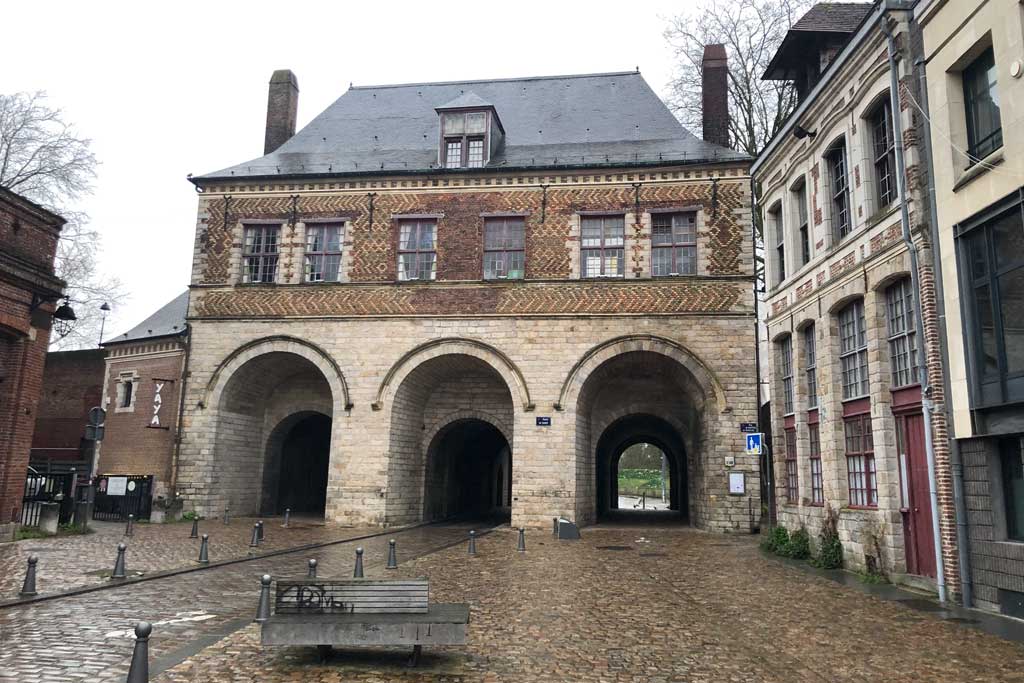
[5,0,687,337]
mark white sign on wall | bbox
[728,471,746,495]
[151,382,164,427]
[107,476,128,496]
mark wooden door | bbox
[900,413,936,578]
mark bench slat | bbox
[275,578,430,614]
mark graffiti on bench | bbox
[275,583,355,614]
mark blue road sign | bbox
[745,433,763,455]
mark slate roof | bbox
[436,92,493,110]
[790,2,874,33]
[104,290,188,345]
[197,71,746,181]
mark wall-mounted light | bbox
[52,298,77,338]
[793,125,817,140]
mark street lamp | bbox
[98,302,111,347]
[52,298,77,338]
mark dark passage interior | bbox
[424,419,511,522]
[276,413,331,516]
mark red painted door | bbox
[901,413,936,578]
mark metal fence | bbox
[93,475,153,521]
[21,471,76,527]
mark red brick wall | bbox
[98,345,186,495]
[0,192,63,531]
[30,349,105,464]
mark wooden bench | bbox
[260,578,469,665]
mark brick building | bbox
[95,291,189,503]
[178,60,759,531]
[916,0,1024,617]
[30,348,105,474]
[755,2,959,596]
[0,186,67,541]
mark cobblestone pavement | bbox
[151,526,1024,683]
[0,522,477,682]
[0,516,370,599]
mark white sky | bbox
[4,0,689,336]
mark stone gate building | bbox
[178,60,759,530]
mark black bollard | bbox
[386,539,397,569]
[553,517,558,536]
[19,555,38,597]
[223,506,230,525]
[283,508,290,528]
[189,517,199,539]
[517,527,526,552]
[254,574,272,623]
[198,534,209,564]
[125,621,151,683]
[249,523,260,549]
[308,558,318,578]
[124,513,134,537]
[112,542,127,579]
[257,520,264,543]
[353,547,364,578]
[468,530,477,556]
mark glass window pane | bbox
[974,283,1000,377]
[999,268,1024,374]
[399,224,415,250]
[1002,438,1024,541]
[993,211,1024,271]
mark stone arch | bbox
[204,335,350,414]
[421,408,513,454]
[373,337,532,412]
[556,334,727,414]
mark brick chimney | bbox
[701,44,730,148]
[264,70,299,154]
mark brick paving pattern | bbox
[0,516,372,599]
[0,523,474,682]
[153,527,1024,683]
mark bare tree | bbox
[0,91,126,349]
[663,0,811,158]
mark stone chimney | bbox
[264,70,299,154]
[701,44,730,148]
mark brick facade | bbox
[30,349,105,471]
[0,188,65,541]
[179,165,760,531]
[756,8,960,595]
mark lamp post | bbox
[52,298,77,338]
[98,302,111,347]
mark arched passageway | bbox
[211,350,336,517]
[575,349,708,526]
[596,414,687,521]
[386,353,515,525]
[424,418,511,521]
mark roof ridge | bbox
[349,70,641,91]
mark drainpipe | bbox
[882,15,947,604]
[914,55,973,607]
[751,175,773,528]
[169,320,192,498]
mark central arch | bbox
[423,418,512,522]
[383,352,516,525]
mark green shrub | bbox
[787,527,811,560]
[812,506,843,569]
[761,525,790,555]
[181,510,201,521]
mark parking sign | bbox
[745,433,763,455]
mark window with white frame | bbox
[886,278,919,387]
[651,212,697,276]
[839,299,869,399]
[870,97,897,208]
[780,335,794,415]
[793,179,810,266]
[769,202,785,284]
[827,140,851,240]
[242,224,280,283]
[398,219,437,281]
[580,215,624,277]
[804,324,818,409]
[115,371,137,412]
[305,223,344,282]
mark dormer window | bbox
[436,93,504,169]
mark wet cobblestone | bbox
[0,523,475,682]
[151,527,1024,683]
[0,516,367,599]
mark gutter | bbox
[882,15,947,604]
[751,175,772,529]
[751,1,915,176]
[169,320,192,497]
[913,55,972,606]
